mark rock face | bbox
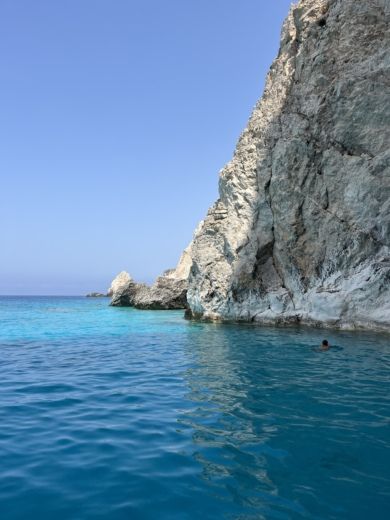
[186,0,390,332]
[108,271,138,306]
[107,271,133,297]
[133,272,188,310]
[109,245,192,309]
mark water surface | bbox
[0,296,389,519]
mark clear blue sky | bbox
[0,0,292,295]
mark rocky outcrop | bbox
[108,271,138,306]
[110,278,142,307]
[186,0,390,332]
[86,292,108,298]
[109,245,192,309]
[132,273,188,310]
[107,271,133,297]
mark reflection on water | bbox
[180,323,390,519]
[0,297,389,520]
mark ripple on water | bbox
[0,297,389,519]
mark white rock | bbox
[186,0,390,332]
[107,271,133,297]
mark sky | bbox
[0,0,293,295]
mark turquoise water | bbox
[0,297,389,520]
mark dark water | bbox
[0,296,389,519]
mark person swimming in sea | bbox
[320,339,330,350]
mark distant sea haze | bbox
[0,274,154,297]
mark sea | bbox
[0,296,389,520]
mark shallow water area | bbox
[0,296,389,519]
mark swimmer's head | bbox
[320,339,330,349]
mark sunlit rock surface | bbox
[109,271,140,307]
[186,0,390,332]
[107,271,133,297]
[109,245,192,309]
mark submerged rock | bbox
[186,0,390,332]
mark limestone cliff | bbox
[186,0,390,331]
